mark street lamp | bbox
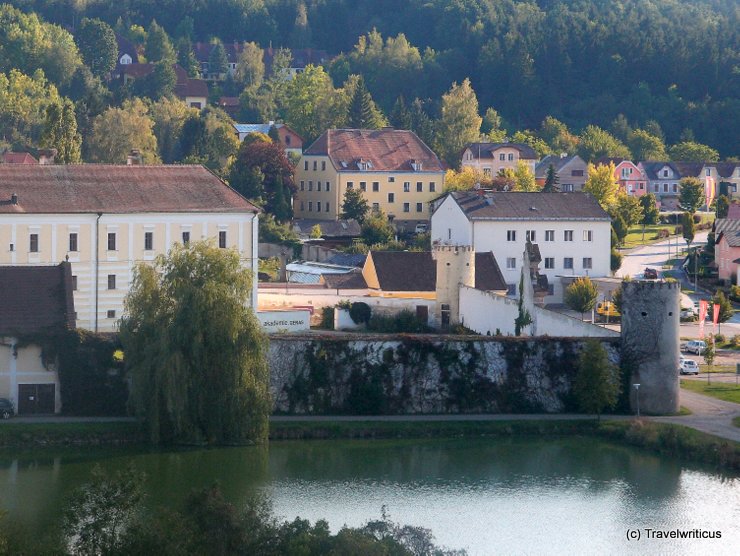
[633,383,641,417]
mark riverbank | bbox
[2,418,737,472]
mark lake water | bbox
[0,437,738,555]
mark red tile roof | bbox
[0,165,258,214]
[305,129,444,173]
[175,78,209,98]
[0,262,76,335]
[2,152,38,164]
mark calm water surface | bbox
[0,437,738,555]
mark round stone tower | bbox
[432,245,475,328]
[620,280,680,415]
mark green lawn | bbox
[680,380,740,404]
[733,416,740,429]
[622,224,678,249]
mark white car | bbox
[679,358,699,375]
[684,340,707,355]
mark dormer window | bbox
[410,160,423,171]
[357,158,372,171]
[663,169,669,177]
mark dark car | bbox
[0,398,14,419]
[644,267,658,280]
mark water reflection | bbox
[0,438,737,555]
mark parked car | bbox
[644,267,658,280]
[684,340,707,355]
[596,301,620,318]
[414,223,428,234]
[0,398,14,419]
[679,358,700,375]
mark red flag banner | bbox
[699,299,708,338]
[713,303,720,326]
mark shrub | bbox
[319,306,334,329]
[692,214,702,224]
[715,333,726,344]
[731,335,740,348]
[348,302,372,324]
[657,229,670,238]
[367,310,430,333]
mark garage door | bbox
[17,384,55,415]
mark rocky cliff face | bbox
[268,334,620,415]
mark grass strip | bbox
[0,421,144,448]
[680,380,740,404]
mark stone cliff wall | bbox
[268,333,620,415]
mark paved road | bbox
[616,231,707,280]
[655,388,740,443]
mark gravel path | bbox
[653,388,740,443]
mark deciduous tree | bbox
[627,129,667,161]
[0,69,62,145]
[75,18,118,78]
[574,340,620,420]
[120,242,270,445]
[716,194,730,219]
[678,177,704,214]
[361,211,394,245]
[513,161,539,191]
[341,187,370,223]
[41,98,82,163]
[577,126,631,162]
[583,162,619,209]
[235,42,265,88]
[669,141,719,162]
[565,277,599,321]
[434,79,482,167]
[682,211,695,246]
[87,98,160,163]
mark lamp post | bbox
[633,383,641,418]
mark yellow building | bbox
[0,164,260,333]
[294,129,445,231]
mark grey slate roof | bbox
[0,262,76,335]
[368,250,507,292]
[322,270,368,289]
[639,161,681,180]
[292,218,362,237]
[464,142,538,160]
[448,191,610,221]
[715,218,740,246]
[535,155,585,178]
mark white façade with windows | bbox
[431,191,611,303]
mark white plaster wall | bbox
[459,286,617,338]
[334,308,361,330]
[430,195,472,245]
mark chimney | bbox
[10,193,18,205]
[38,148,57,165]
[127,149,142,165]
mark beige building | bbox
[0,165,259,333]
[293,129,445,231]
[461,142,538,175]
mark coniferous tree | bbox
[145,21,175,63]
[574,340,620,420]
[176,38,200,78]
[390,96,412,130]
[208,40,229,78]
[347,76,384,129]
[542,164,559,192]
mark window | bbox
[507,284,517,295]
[583,230,593,242]
[325,202,330,212]
[107,274,116,290]
[346,181,353,190]
[312,160,317,171]
[526,230,536,242]
[326,182,331,192]
[582,257,592,270]
[388,192,395,203]
[107,232,116,251]
[403,203,410,212]
[304,160,308,170]
[404,182,410,192]
[389,177,395,182]
[563,257,574,269]
[321,161,326,171]
[483,168,491,176]
[506,257,516,269]
[448,228,452,240]
[507,230,516,241]
[663,183,668,192]
[182,231,190,245]
[285,136,291,146]
[548,284,555,295]
[372,202,380,211]
[360,182,366,191]
[571,170,584,177]
[316,202,322,212]
[72,276,78,291]
[663,169,668,177]
[300,180,305,191]
[564,230,573,241]
[308,180,313,191]
[317,182,322,192]
[544,257,555,269]
[300,201,305,211]
[562,184,574,192]
[500,153,506,161]
[107,310,116,319]
[508,153,514,161]
[545,230,554,242]
[372,182,379,192]
[142,231,153,251]
[654,184,659,192]
[68,233,78,252]
[219,231,227,248]
[416,203,423,212]
[308,201,313,212]
[429,182,436,192]
[417,182,423,192]
[672,183,678,193]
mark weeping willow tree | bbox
[120,242,270,445]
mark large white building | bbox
[0,164,260,332]
[431,191,612,303]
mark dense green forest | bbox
[5,0,738,158]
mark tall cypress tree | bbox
[41,99,82,163]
